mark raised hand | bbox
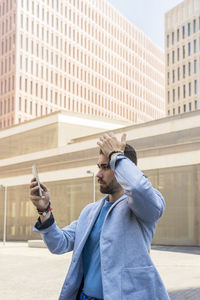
[30,177,50,210]
[97,132,127,158]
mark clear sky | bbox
[108,0,183,49]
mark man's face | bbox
[96,154,121,195]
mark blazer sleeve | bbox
[33,219,77,254]
[110,154,165,223]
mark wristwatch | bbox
[108,150,124,161]
[37,202,52,216]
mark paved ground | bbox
[0,242,200,299]
[151,246,200,300]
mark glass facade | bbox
[147,164,200,245]
[1,164,200,245]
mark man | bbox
[30,132,170,300]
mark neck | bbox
[109,188,124,202]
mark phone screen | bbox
[32,164,43,197]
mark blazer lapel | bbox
[75,197,106,254]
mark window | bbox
[177,28,180,41]
[183,104,186,112]
[26,38,28,51]
[194,60,197,73]
[194,80,197,94]
[167,91,170,103]
[37,4,39,18]
[41,86,43,97]
[182,25,185,39]
[172,50,175,63]
[188,42,191,56]
[26,17,29,31]
[35,83,38,96]
[194,39,197,53]
[189,82,191,96]
[35,103,38,116]
[177,67,180,80]
[178,86,180,100]
[189,102,192,111]
[19,97,22,110]
[195,100,198,110]
[19,76,22,89]
[31,41,33,54]
[173,89,175,102]
[167,72,170,85]
[20,14,23,27]
[188,23,191,36]
[30,101,32,114]
[36,63,38,76]
[20,55,22,68]
[182,45,185,59]
[25,99,27,113]
[172,70,175,82]
[177,48,180,61]
[178,106,180,114]
[183,84,186,98]
[183,65,185,78]
[167,35,169,47]
[56,0,59,11]
[25,58,28,72]
[32,1,34,14]
[188,62,191,76]
[172,32,174,45]
[20,34,23,48]
[193,19,196,33]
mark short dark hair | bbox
[124,144,137,165]
[99,143,137,165]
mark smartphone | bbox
[32,164,43,197]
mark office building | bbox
[0,0,165,129]
[165,0,200,116]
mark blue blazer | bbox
[34,155,170,300]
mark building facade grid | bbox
[165,0,200,116]
[0,0,165,129]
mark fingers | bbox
[30,179,44,198]
[30,185,42,198]
[102,133,113,148]
[31,177,36,183]
[97,132,127,157]
[30,179,48,193]
[99,132,126,148]
[30,178,42,189]
[40,182,48,192]
[30,195,42,201]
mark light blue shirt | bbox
[83,199,114,298]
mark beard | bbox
[98,178,121,195]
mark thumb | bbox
[121,133,127,149]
